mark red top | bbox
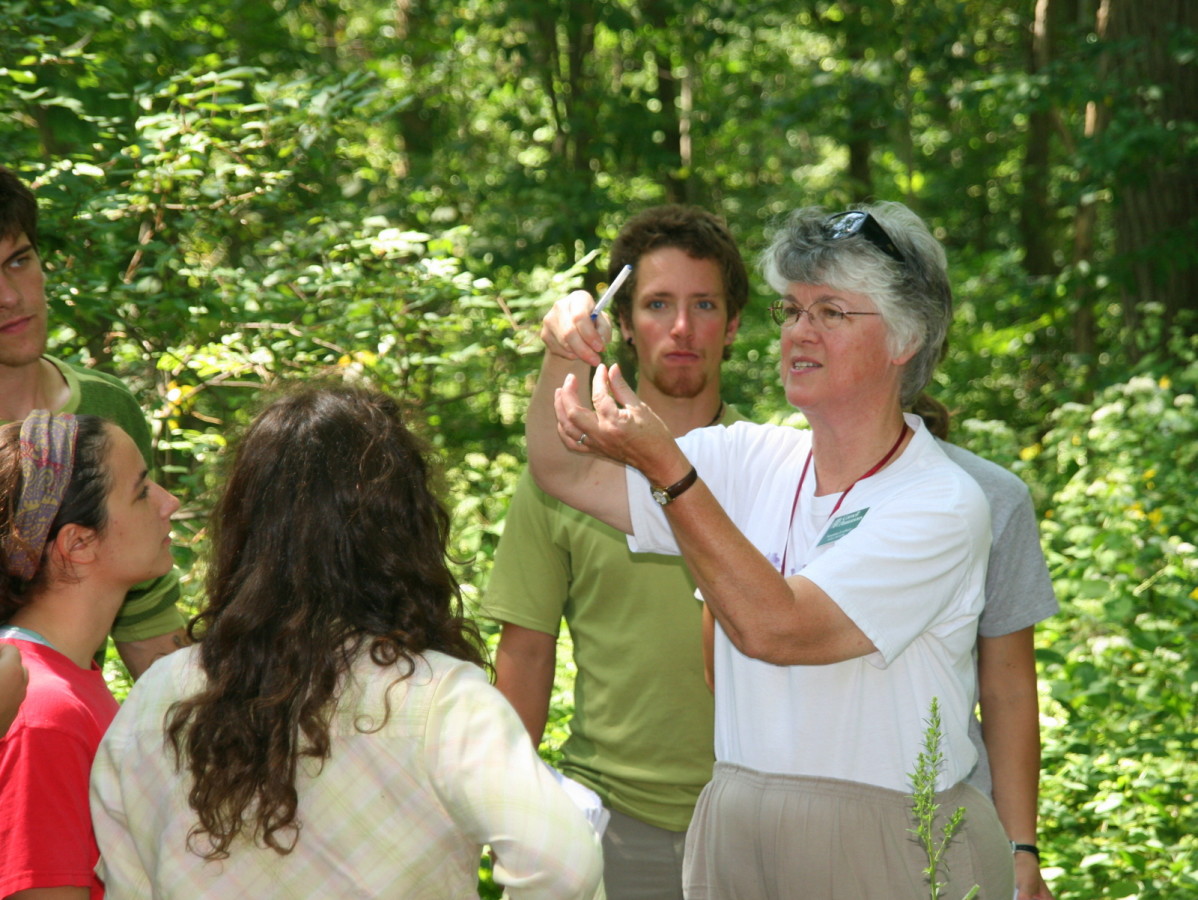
[0,637,118,899]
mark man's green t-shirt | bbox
[0,357,185,645]
[483,405,744,832]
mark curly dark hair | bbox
[1,415,111,612]
[165,384,486,859]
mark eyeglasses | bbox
[769,299,882,330]
[824,210,906,265]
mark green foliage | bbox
[1030,351,1198,899]
[5,3,1197,897]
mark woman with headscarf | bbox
[1,411,179,899]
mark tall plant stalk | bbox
[909,697,979,900]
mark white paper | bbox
[545,763,611,837]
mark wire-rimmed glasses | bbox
[768,299,882,330]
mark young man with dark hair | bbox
[484,205,749,900]
[0,165,186,678]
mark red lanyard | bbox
[779,424,910,575]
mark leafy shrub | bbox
[1032,351,1198,898]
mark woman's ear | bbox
[890,339,920,367]
[50,523,100,567]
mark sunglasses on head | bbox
[824,210,906,265]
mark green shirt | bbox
[0,357,185,646]
[483,405,744,831]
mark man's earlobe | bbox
[725,314,742,344]
[618,315,634,347]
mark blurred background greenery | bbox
[3,1,1194,896]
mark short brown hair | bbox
[0,166,39,255]
[607,204,748,326]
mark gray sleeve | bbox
[940,442,1059,637]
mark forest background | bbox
[2,0,1195,896]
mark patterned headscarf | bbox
[4,410,78,581]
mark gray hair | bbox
[759,201,952,406]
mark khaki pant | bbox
[603,807,688,900]
[684,763,1014,900]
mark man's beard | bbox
[650,367,708,400]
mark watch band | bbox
[1011,842,1040,861]
[651,466,698,506]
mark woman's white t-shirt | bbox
[626,414,991,792]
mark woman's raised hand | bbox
[554,363,682,485]
[540,290,613,368]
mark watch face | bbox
[652,488,670,506]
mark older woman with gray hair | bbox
[525,201,1014,898]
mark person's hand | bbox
[1014,851,1054,900]
[540,290,613,368]
[554,363,686,485]
[0,642,29,738]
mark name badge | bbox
[818,507,869,546]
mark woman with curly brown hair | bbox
[89,385,604,900]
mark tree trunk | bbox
[1070,0,1111,365]
[1104,0,1198,357]
[527,2,600,246]
[1020,0,1060,277]
[392,0,438,180]
[842,3,875,201]
[643,0,689,203]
